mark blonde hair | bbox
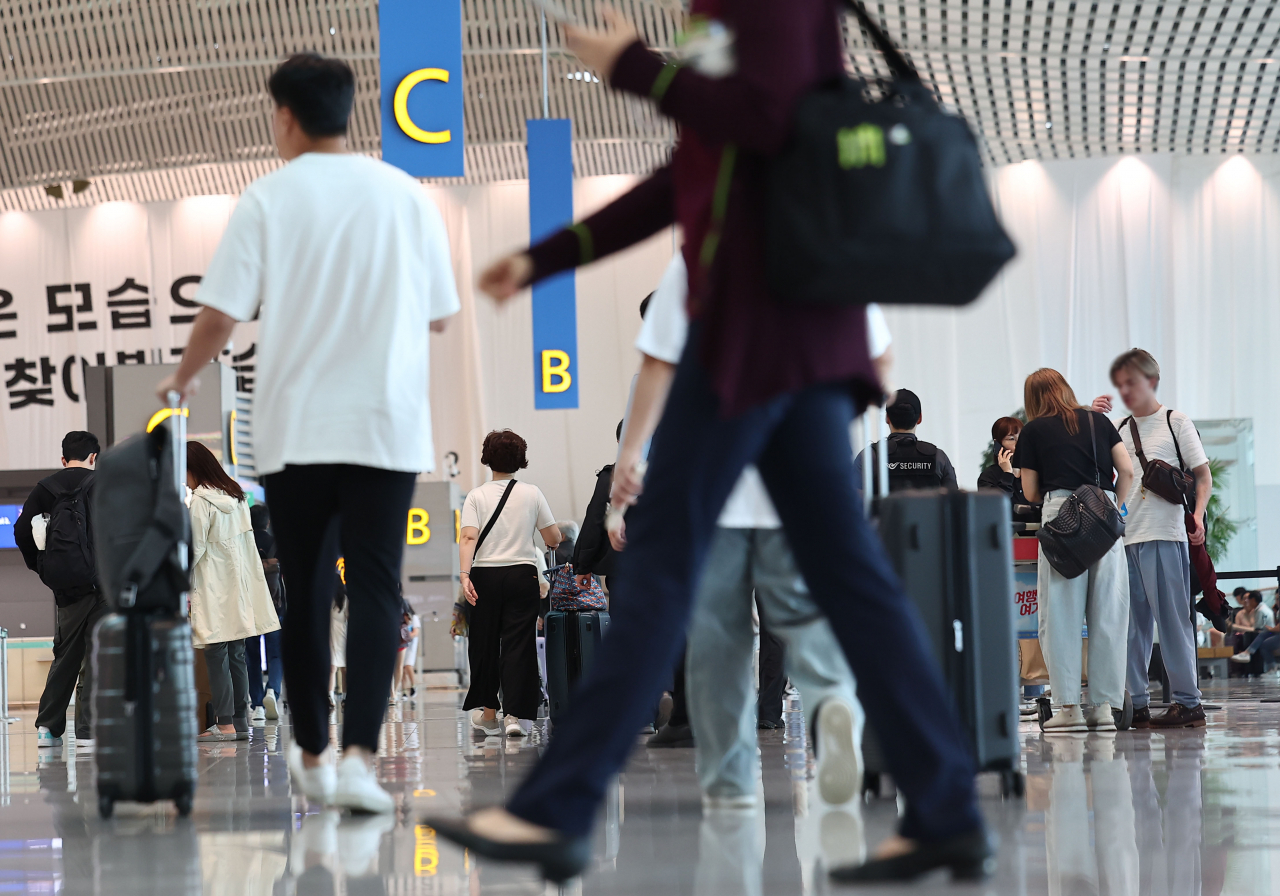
[1024,368,1085,435]
[1110,348,1160,386]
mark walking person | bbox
[247,502,284,722]
[14,432,107,749]
[159,53,460,811]
[427,2,993,882]
[1014,369,1134,733]
[460,430,562,738]
[186,442,279,742]
[1092,350,1212,728]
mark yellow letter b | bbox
[406,508,430,545]
[541,350,572,393]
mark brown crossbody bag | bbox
[1126,411,1197,510]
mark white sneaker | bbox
[1085,702,1116,731]
[288,744,336,806]
[815,698,862,806]
[36,727,62,748]
[1231,651,1252,663]
[504,715,527,738]
[263,689,279,720]
[470,709,501,736]
[336,814,396,876]
[288,810,339,876]
[333,754,395,814]
[1043,706,1089,732]
[251,706,266,723]
[73,737,95,750]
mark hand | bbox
[462,575,479,606]
[1189,510,1206,546]
[477,253,534,301]
[610,452,646,507]
[607,512,627,552]
[156,372,199,405]
[575,573,594,589]
[1091,394,1113,413]
[563,7,639,80]
[997,447,1014,474]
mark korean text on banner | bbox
[380,0,464,178]
[528,119,579,410]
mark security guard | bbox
[853,389,959,495]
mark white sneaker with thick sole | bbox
[263,689,279,720]
[333,755,395,814]
[251,706,266,723]
[1085,702,1116,731]
[1231,651,1253,664]
[504,715,527,738]
[815,698,861,806]
[288,745,336,806]
[36,727,63,748]
[1043,706,1089,732]
[470,709,501,736]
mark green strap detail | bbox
[699,144,738,269]
[650,63,680,102]
[568,223,595,265]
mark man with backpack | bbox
[13,431,106,748]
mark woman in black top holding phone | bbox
[1013,369,1134,734]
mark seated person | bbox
[1231,591,1277,664]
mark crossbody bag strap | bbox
[1165,409,1188,471]
[474,479,518,558]
[1087,410,1100,487]
[841,0,920,82]
[1127,417,1151,474]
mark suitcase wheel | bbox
[999,770,1025,799]
[1113,690,1134,731]
[98,795,114,819]
[175,791,193,817]
[1036,696,1052,731]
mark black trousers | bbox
[462,564,542,720]
[36,593,107,738]
[756,618,786,725]
[264,464,416,754]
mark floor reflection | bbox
[2,681,1280,893]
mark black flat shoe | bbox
[757,718,784,730]
[830,828,995,883]
[647,723,694,748]
[425,815,591,883]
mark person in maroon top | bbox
[428,0,991,883]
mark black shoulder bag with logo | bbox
[1125,411,1197,510]
[765,0,1016,308]
[1038,413,1126,580]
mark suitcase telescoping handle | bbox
[862,405,889,514]
[166,391,190,586]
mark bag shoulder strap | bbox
[1127,417,1151,474]
[1165,409,1188,471]
[1086,410,1101,487]
[474,479,518,557]
[841,0,920,83]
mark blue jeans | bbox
[245,630,283,708]
[506,328,980,842]
[1246,630,1280,658]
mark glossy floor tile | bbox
[2,677,1279,893]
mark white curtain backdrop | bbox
[1,156,1275,561]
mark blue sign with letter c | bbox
[380,0,464,177]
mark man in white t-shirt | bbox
[612,253,885,808]
[1093,349,1211,729]
[158,54,460,812]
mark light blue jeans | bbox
[686,527,862,800]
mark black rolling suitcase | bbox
[544,610,610,720]
[91,394,198,818]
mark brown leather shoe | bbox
[1148,703,1206,729]
[1130,706,1151,729]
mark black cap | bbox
[886,389,922,429]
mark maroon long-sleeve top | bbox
[527,0,878,416]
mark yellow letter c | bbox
[394,68,452,144]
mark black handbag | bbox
[1037,413,1126,579]
[765,0,1016,308]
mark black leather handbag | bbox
[765,0,1016,307]
[1126,411,1197,509]
[1037,413,1126,579]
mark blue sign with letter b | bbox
[380,0,464,177]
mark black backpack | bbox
[38,474,98,606]
[765,0,1016,307]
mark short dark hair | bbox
[991,416,1023,443]
[886,389,922,430]
[62,431,100,462]
[1234,586,1248,597]
[187,441,246,502]
[481,430,528,474]
[268,54,356,137]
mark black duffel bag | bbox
[1037,414,1126,579]
[766,0,1016,307]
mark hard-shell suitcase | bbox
[544,610,611,720]
[92,392,198,817]
[872,489,1023,796]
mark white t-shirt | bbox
[461,479,556,567]
[1118,406,1209,545]
[196,153,461,476]
[636,254,890,529]
[1255,603,1275,631]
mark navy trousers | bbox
[507,331,982,842]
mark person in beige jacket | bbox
[187,441,280,742]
